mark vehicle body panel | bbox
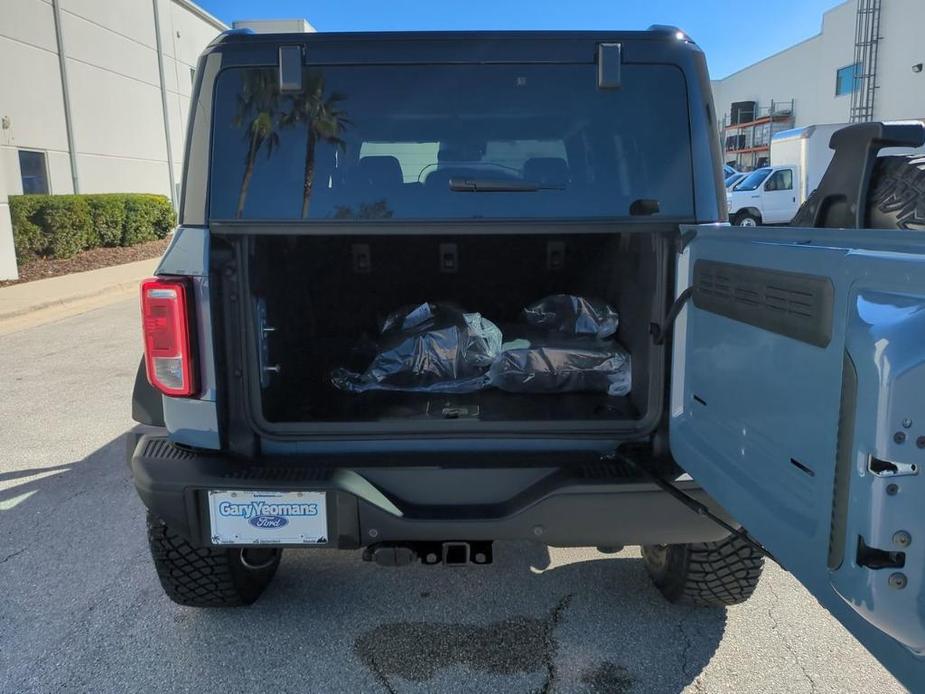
[671,224,925,689]
[154,226,220,449]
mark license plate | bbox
[207,490,328,545]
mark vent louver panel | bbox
[693,260,834,347]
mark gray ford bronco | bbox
[130,27,925,689]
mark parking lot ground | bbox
[0,299,906,693]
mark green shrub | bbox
[150,196,177,239]
[87,194,127,247]
[8,192,176,263]
[122,197,159,246]
[38,195,93,259]
[121,195,176,246]
[8,196,44,262]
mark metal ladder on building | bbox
[849,0,882,123]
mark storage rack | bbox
[720,100,794,171]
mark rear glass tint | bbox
[209,63,693,220]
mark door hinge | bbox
[677,228,697,253]
[651,286,694,345]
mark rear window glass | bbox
[209,63,694,220]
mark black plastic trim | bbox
[131,357,165,427]
[131,435,732,548]
[828,352,858,570]
[693,259,834,348]
[210,219,696,236]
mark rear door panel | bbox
[671,225,925,689]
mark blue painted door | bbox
[671,225,925,690]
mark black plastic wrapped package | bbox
[522,294,619,338]
[488,338,631,396]
[330,303,502,393]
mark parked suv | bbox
[131,28,925,689]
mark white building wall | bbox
[0,0,226,279]
[712,0,925,129]
[874,0,925,122]
[0,160,16,280]
[0,0,72,198]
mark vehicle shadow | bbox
[0,431,726,694]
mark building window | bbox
[835,63,861,96]
[18,150,49,195]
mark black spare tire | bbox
[866,154,925,230]
[793,154,925,229]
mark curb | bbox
[0,277,142,321]
[0,258,158,334]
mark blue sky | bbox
[197,0,845,79]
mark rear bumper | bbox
[130,435,734,549]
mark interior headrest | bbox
[523,157,570,185]
[356,156,403,187]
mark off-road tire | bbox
[641,534,765,607]
[146,513,282,607]
[792,154,925,229]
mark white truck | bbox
[727,123,845,226]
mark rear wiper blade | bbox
[448,177,565,192]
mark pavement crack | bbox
[767,582,817,694]
[368,652,398,694]
[538,593,574,694]
[676,609,696,678]
[0,548,26,564]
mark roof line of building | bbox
[713,0,851,83]
[172,0,228,32]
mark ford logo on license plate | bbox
[249,515,289,529]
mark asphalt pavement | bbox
[0,299,906,693]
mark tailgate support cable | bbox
[607,448,777,563]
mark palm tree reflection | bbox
[282,71,351,218]
[233,68,350,219]
[233,69,280,219]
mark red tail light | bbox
[141,277,197,397]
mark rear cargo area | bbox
[237,231,666,431]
